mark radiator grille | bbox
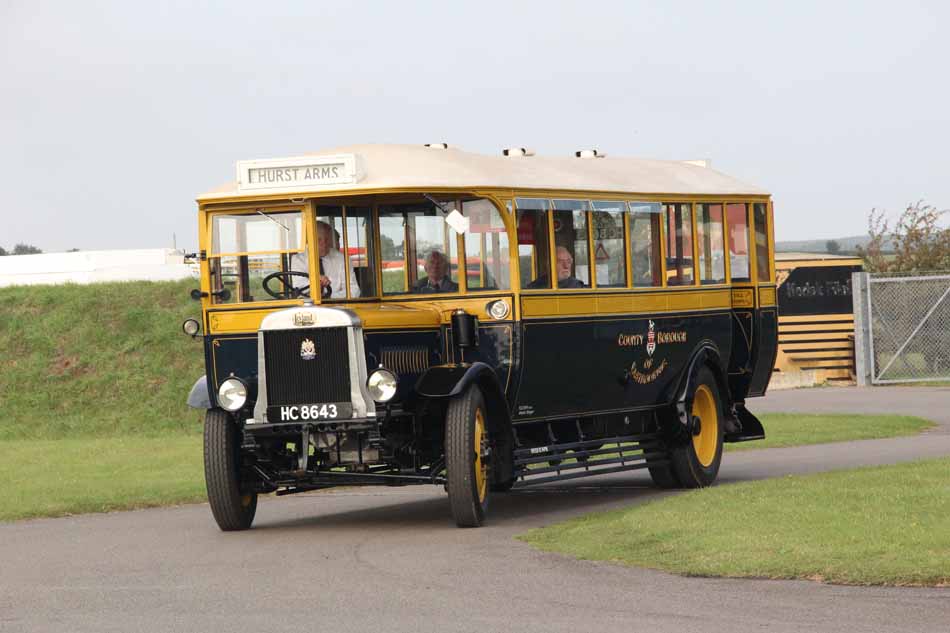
[264,327,351,405]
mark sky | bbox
[2,0,948,252]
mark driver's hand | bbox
[320,275,332,288]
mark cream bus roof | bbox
[198,144,769,201]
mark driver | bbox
[291,221,360,299]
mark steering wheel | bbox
[262,271,313,300]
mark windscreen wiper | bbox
[256,209,290,231]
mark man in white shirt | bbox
[291,221,360,299]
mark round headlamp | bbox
[182,318,201,337]
[367,368,398,403]
[217,377,248,412]
[487,299,510,320]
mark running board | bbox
[511,433,667,488]
[724,404,766,443]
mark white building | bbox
[0,248,197,287]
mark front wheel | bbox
[204,409,257,531]
[669,367,724,488]
[445,385,491,527]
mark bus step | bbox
[724,404,766,443]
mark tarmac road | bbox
[2,386,949,633]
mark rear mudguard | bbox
[665,342,765,443]
[666,342,735,436]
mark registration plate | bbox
[269,403,351,422]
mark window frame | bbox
[206,204,309,306]
[695,202,727,285]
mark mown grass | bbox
[0,279,204,440]
[0,437,205,521]
[521,457,950,586]
[732,413,934,451]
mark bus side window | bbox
[553,199,591,288]
[727,203,751,282]
[591,201,627,288]
[628,202,662,287]
[664,203,694,286]
[462,199,510,291]
[516,198,553,290]
[753,202,772,282]
[696,203,726,284]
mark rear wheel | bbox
[204,409,257,531]
[669,367,724,488]
[445,385,491,527]
[647,412,681,488]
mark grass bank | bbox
[0,279,204,439]
[1,280,207,520]
[521,457,950,586]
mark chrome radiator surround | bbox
[251,306,376,425]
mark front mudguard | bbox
[187,375,211,409]
[415,363,514,485]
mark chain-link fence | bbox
[859,272,950,383]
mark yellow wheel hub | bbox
[474,409,488,503]
[691,384,718,467]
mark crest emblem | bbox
[300,338,316,361]
[646,320,656,357]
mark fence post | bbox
[852,272,872,386]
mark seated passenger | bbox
[291,221,360,299]
[525,246,587,289]
[413,251,459,293]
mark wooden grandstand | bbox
[771,254,863,386]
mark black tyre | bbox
[647,454,681,489]
[647,411,681,488]
[204,408,257,531]
[490,477,515,493]
[445,385,491,527]
[669,367,724,488]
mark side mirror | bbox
[195,288,232,301]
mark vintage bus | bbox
[184,144,777,530]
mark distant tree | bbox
[825,239,841,254]
[857,201,950,273]
[0,246,7,256]
[12,243,43,255]
[67,248,81,252]
[380,234,397,259]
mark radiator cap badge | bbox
[300,338,316,360]
[294,312,315,326]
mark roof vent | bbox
[503,147,535,157]
[424,143,449,150]
[575,149,605,158]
